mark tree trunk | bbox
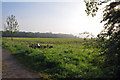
[10,31,13,41]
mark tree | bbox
[99,1,120,78]
[84,0,101,17]
[4,15,19,40]
[84,0,120,39]
[99,1,120,38]
[84,0,120,77]
[84,0,120,76]
[84,0,111,17]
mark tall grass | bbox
[2,38,104,79]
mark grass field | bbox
[2,37,105,79]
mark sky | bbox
[2,0,106,37]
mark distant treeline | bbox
[2,31,78,38]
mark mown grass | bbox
[2,37,105,79]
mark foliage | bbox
[84,0,102,17]
[97,1,120,78]
[84,0,110,17]
[4,15,19,40]
[99,30,120,78]
[84,0,120,78]
[99,1,120,38]
[2,31,78,38]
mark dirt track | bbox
[2,47,43,79]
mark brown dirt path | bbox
[2,47,43,79]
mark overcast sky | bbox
[2,0,106,37]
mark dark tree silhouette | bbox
[99,1,120,78]
[99,1,120,38]
[84,0,111,17]
[85,0,120,77]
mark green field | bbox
[2,37,105,79]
